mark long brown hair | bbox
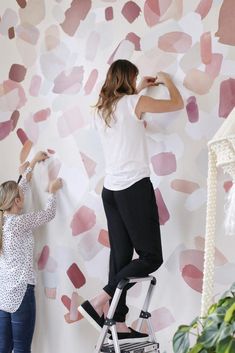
[0,181,20,251]
[95,59,139,127]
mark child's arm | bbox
[18,152,49,194]
[16,178,62,232]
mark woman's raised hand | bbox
[34,151,49,163]
[49,178,63,194]
[137,76,157,92]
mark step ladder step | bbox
[101,341,159,353]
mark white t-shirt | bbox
[94,94,150,191]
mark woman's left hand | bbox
[137,76,157,92]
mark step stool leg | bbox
[136,277,156,332]
[93,325,109,353]
[110,325,121,353]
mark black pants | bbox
[102,177,163,322]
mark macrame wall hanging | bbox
[200,108,235,318]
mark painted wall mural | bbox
[0,0,235,352]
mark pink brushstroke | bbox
[194,236,228,266]
[64,311,83,323]
[200,32,212,64]
[70,205,96,236]
[66,263,86,288]
[195,0,213,19]
[45,288,56,299]
[86,31,100,61]
[80,152,96,177]
[38,245,50,270]
[53,66,84,94]
[0,121,12,141]
[132,307,175,332]
[20,140,33,163]
[57,106,85,138]
[215,0,235,46]
[205,53,223,79]
[184,69,213,95]
[45,257,58,273]
[171,179,200,194]
[144,0,160,27]
[182,264,203,293]
[29,75,42,96]
[126,32,141,50]
[9,64,27,82]
[11,110,20,130]
[121,1,141,23]
[224,180,233,192]
[16,23,40,45]
[60,0,92,36]
[61,295,71,311]
[105,7,113,21]
[98,229,110,248]
[84,69,98,95]
[70,292,79,320]
[219,78,235,118]
[3,80,27,110]
[33,108,51,122]
[179,249,204,272]
[186,96,199,123]
[151,152,177,176]
[158,32,192,53]
[155,188,170,225]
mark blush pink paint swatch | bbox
[132,307,174,332]
[182,264,203,293]
[144,0,160,27]
[155,188,170,225]
[200,32,212,64]
[57,106,85,138]
[171,179,200,194]
[44,288,56,299]
[121,1,141,23]
[186,96,199,123]
[151,152,177,176]
[205,53,223,79]
[215,0,235,46]
[98,229,110,248]
[29,75,42,96]
[219,78,235,118]
[3,80,27,110]
[60,0,92,36]
[17,128,29,145]
[70,292,79,321]
[11,110,20,130]
[224,180,233,192]
[16,0,27,8]
[33,108,51,122]
[194,236,227,266]
[8,27,15,39]
[70,206,96,236]
[195,0,213,19]
[53,66,84,94]
[126,32,141,50]
[38,245,50,270]
[86,31,100,61]
[105,7,113,21]
[84,69,98,95]
[61,295,71,311]
[16,23,40,45]
[64,312,83,324]
[66,263,86,288]
[80,152,96,178]
[158,32,192,53]
[20,140,33,163]
[184,68,213,95]
[0,121,12,141]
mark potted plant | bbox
[172,282,235,353]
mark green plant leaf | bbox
[173,327,190,353]
[188,343,204,353]
[216,336,235,353]
[217,322,234,342]
[224,302,235,323]
[197,322,219,348]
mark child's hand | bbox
[34,151,49,163]
[49,178,63,193]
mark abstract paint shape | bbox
[57,106,85,138]
[160,0,183,21]
[16,23,40,45]
[0,121,12,141]
[45,288,56,299]
[155,188,170,225]
[182,264,203,293]
[11,110,20,130]
[132,307,175,332]
[126,32,141,50]
[194,236,227,266]
[42,271,57,288]
[29,75,42,96]
[186,96,199,123]
[85,31,100,61]
[218,78,235,118]
[64,311,83,323]
[77,232,102,261]
[48,158,61,181]
[53,66,84,94]
[215,0,235,46]
[200,32,212,64]
[0,9,18,35]
[108,40,134,65]
[33,108,51,122]
[17,128,28,145]
[70,292,79,321]
[179,249,204,273]
[184,69,213,95]
[38,245,50,270]
[144,0,160,27]
[171,179,200,194]
[60,0,92,36]
[224,181,233,193]
[70,206,96,236]
[84,69,98,95]
[61,295,71,311]
[16,0,27,8]
[1,80,27,110]
[215,263,235,285]
[45,25,60,51]
[45,257,58,273]
[180,43,201,73]
[19,0,46,25]
[98,229,110,248]
[20,140,33,163]
[165,244,186,272]
[66,263,86,288]
[195,0,213,19]
[8,27,15,39]
[105,7,113,21]
[205,53,223,79]
[121,1,141,23]
[80,152,96,178]
[151,152,177,176]
[158,32,192,53]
